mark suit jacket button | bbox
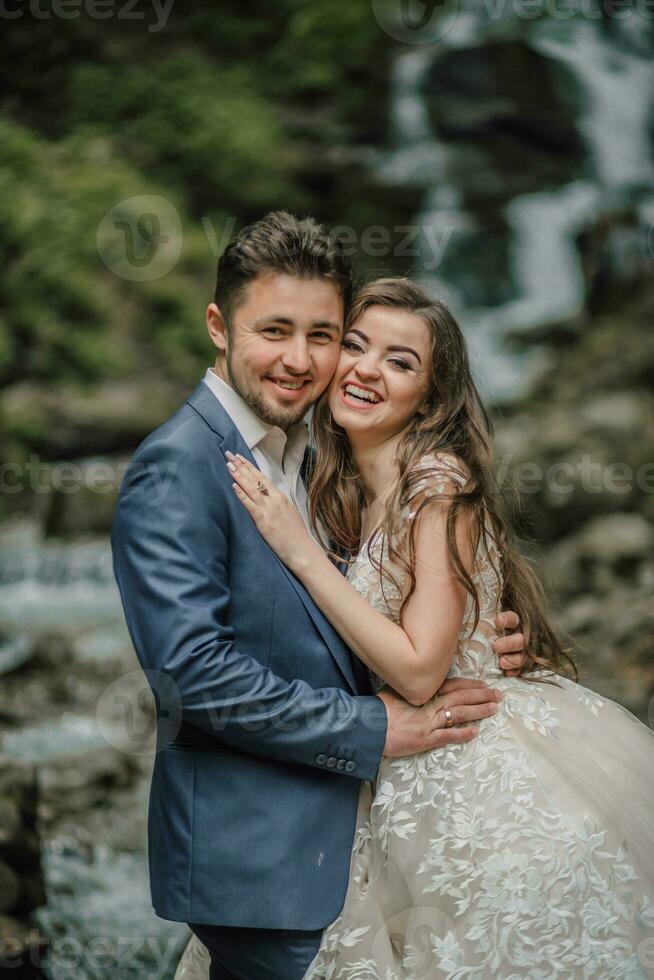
[326,756,337,768]
[345,761,356,773]
[315,754,327,765]
[336,759,346,771]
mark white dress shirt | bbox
[203,368,313,534]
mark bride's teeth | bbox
[345,384,380,403]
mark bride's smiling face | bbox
[328,305,432,443]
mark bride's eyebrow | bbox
[346,328,421,364]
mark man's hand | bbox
[494,610,527,676]
[379,679,502,758]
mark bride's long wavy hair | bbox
[308,278,576,681]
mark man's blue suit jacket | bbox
[111,381,388,929]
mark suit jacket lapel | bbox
[187,384,359,693]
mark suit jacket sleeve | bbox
[111,438,387,781]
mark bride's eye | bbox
[342,338,364,353]
[389,358,411,371]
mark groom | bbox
[112,211,526,979]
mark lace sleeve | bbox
[405,451,470,520]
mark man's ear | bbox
[207,303,228,355]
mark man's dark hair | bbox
[214,211,353,327]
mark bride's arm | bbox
[228,453,474,706]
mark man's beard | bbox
[226,356,309,431]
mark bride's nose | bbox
[353,355,381,381]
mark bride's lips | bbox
[266,377,312,400]
[339,382,384,411]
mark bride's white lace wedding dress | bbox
[175,455,654,979]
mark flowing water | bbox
[0,520,188,979]
[376,12,654,399]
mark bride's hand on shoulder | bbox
[225,452,320,573]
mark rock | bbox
[558,585,654,720]
[576,514,654,566]
[0,634,36,677]
[0,798,21,843]
[0,913,48,978]
[1,716,140,835]
[41,455,131,537]
[577,207,654,317]
[0,860,20,913]
[1,380,185,460]
[0,758,46,916]
[495,276,654,721]
[543,513,653,601]
[577,393,645,442]
[424,40,587,205]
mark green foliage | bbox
[0,2,399,457]
[275,1,388,109]
[0,116,214,389]
[0,117,114,385]
[68,54,298,215]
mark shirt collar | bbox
[203,368,309,462]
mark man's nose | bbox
[281,338,311,374]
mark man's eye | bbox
[263,327,285,336]
[311,331,333,342]
[342,339,364,353]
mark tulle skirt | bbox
[175,673,654,979]
[305,673,654,979]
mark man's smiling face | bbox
[207,271,344,430]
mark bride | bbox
[176,278,654,978]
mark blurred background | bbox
[0,1,653,976]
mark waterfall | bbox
[462,182,600,399]
[534,21,654,190]
[378,48,447,185]
[379,13,654,401]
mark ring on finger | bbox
[256,481,270,496]
[444,708,454,728]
